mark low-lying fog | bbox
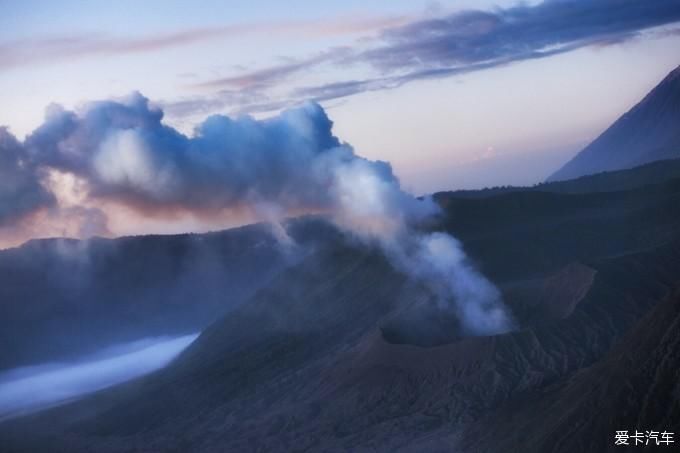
[0,333,198,420]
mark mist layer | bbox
[0,333,198,420]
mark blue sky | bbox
[1,0,680,246]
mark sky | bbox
[1,0,680,246]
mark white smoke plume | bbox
[329,155,512,335]
[1,92,513,334]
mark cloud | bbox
[161,90,280,119]
[0,15,409,72]
[292,78,396,103]
[182,0,680,116]
[193,49,351,91]
[0,29,235,71]
[25,92,346,212]
[0,128,55,225]
[22,92,429,226]
[177,49,571,117]
[362,0,680,72]
[3,92,513,335]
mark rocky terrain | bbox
[463,286,680,453]
[1,159,680,452]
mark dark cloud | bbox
[0,128,55,225]
[180,0,680,116]
[175,49,354,118]
[162,91,295,120]
[161,89,280,119]
[292,79,392,103]
[196,47,575,112]
[289,58,511,103]
[363,0,680,72]
[194,50,349,91]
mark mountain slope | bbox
[462,287,680,453]
[549,65,680,182]
[0,218,337,371]
[2,238,679,452]
[2,168,680,451]
[444,158,680,199]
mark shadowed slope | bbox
[462,286,680,453]
[2,165,680,451]
[2,230,680,451]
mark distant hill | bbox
[440,157,680,199]
[548,65,680,182]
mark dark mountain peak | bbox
[548,64,680,182]
[667,63,680,79]
[657,63,680,83]
[636,63,680,107]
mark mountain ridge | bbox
[2,161,680,451]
